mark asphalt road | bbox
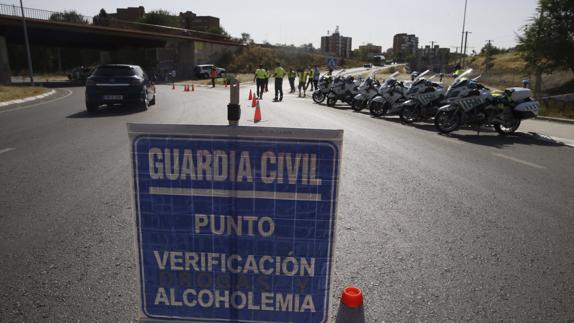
[0,84,573,322]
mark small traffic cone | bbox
[334,287,365,323]
[184,84,188,92]
[254,100,262,123]
[192,84,195,92]
[172,83,175,90]
[251,96,257,108]
[248,89,253,100]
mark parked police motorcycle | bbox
[434,72,539,135]
[399,72,445,123]
[326,74,360,107]
[368,71,413,117]
[351,71,382,112]
[312,71,339,104]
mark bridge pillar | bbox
[99,51,111,64]
[177,41,195,80]
[0,36,11,84]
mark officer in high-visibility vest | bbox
[288,68,297,93]
[254,65,267,99]
[273,62,286,102]
[264,68,270,92]
[306,66,315,91]
[298,68,308,98]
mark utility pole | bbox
[459,0,469,66]
[484,40,494,71]
[463,31,471,67]
[19,0,34,85]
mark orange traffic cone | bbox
[254,100,262,123]
[192,84,195,92]
[184,84,188,92]
[334,287,365,323]
[251,96,257,108]
[248,89,253,100]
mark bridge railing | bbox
[0,3,241,44]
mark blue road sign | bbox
[128,124,343,323]
[327,57,337,69]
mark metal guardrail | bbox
[0,3,241,44]
[542,93,574,103]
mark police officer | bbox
[264,67,270,92]
[306,66,315,91]
[298,68,308,97]
[254,65,268,99]
[273,62,286,102]
[312,65,320,90]
[288,68,297,93]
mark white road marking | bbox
[0,148,15,155]
[0,89,73,114]
[492,152,546,169]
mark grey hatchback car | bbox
[85,64,156,113]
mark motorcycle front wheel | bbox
[400,104,419,124]
[494,119,521,136]
[434,111,461,133]
[326,97,337,107]
[351,100,363,112]
[369,101,387,117]
[312,91,325,104]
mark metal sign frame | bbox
[128,124,343,323]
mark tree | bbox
[240,33,254,45]
[139,10,179,28]
[298,43,315,52]
[517,0,574,94]
[49,10,88,24]
[98,8,108,18]
[93,8,109,26]
[207,26,230,37]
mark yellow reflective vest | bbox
[274,66,286,78]
[255,68,267,79]
[297,71,307,84]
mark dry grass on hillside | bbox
[466,52,574,93]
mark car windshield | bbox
[93,66,135,77]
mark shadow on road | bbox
[67,106,145,118]
[376,116,565,148]
[446,132,565,148]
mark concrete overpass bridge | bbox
[0,3,243,83]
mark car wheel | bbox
[86,103,99,114]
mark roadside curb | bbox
[536,116,574,125]
[529,132,574,148]
[0,89,56,107]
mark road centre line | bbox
[492,152,546,169]
[0,148,15,155]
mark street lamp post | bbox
[19,0,34,85]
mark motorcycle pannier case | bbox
[507,87,532,102]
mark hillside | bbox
[465,51,574,96]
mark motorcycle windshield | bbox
[414,70,430,82]
[452,69,473,85]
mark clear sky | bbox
[9,0,539,52]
